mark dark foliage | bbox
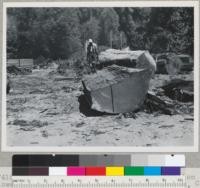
[7,7,194,60]
[116,7,194,56]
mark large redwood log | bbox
[82,50,156,113]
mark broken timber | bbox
[144,92,174,115]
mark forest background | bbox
[7,7,193,60]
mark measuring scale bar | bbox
[12,176,186,188]
[1,168,200,188]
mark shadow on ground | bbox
[78,94,115,117]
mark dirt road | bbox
[7,67,194,147]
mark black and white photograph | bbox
[2,1,199,152]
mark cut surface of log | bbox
[99,49,145,63]
[82,65,152,113]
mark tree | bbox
[7,8,82,59]
[8,8,37,58]
[81,17,100,44]
[46,8,82,59]
[115,8,150,50]
[7,10,18,58]
[146,7,194,55]
[169,8,194,55]
[98,8,120,47]
[7,7,194,59]
[78,8,102,24]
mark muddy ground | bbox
[7,66,194,147]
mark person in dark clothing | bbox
[86,39,98,72]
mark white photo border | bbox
[1,1,199,152]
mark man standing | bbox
[86,39,98,72]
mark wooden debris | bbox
[162,79,193,102]
[144,92,174,115]
[54,77,74,81]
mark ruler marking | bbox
[4,167,200,188]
